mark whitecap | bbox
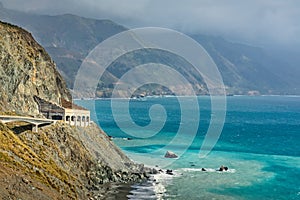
[181,167,236,173]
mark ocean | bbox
[76,96,300,200]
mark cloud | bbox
[2,0,300,47]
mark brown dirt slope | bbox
[0,122,149,199]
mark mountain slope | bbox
[0,5,127,87]
[192,35,296,94]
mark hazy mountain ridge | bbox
[192,35,296,94]
[1,4,299,95]
[0,5,126,87]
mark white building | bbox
[62,99,90,127]
[35,96,90,127]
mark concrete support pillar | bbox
[32,124,38,132]
[68,116,71,125]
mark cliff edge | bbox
[0,21,71,115]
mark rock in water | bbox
[164,151,178,158]
[166,169,173,175]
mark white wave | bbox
[151,169,181,199]
[181,167,236,173]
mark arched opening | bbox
[66,115,70,121]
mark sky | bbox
[2,0,300,49]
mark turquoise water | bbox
[77,96,300,199]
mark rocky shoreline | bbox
[0,121,158,199]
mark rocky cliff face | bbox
[0,122,149,199]
[0,21,71,115]
[0,21,150,199]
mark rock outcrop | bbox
[0,122,149,199]
[0,21,71,116]
[164,151,178,158]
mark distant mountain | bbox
[0,5,126,88]
[1,4,299,95]
[191,35,299,94]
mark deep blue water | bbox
[77,96,300,199]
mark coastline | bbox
[127,166,178,200]
[85,163,177,199]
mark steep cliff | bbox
[0,21,150,199]
[0,122,148,199]
[0,21,71,115]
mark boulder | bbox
[164,151,178,158]
[166,169,173,175]
[218,165,229,171]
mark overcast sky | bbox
[2,0,300,49]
